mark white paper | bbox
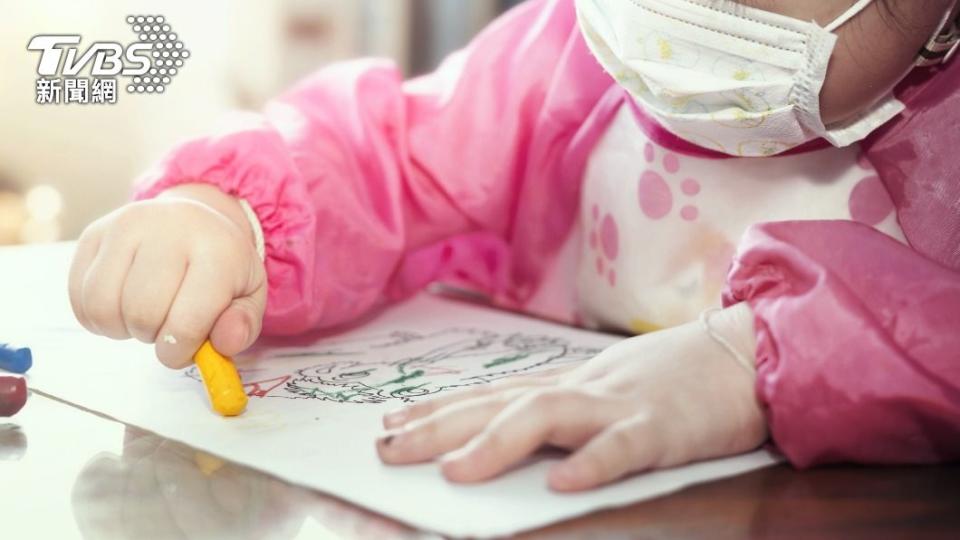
[1,244,779,538]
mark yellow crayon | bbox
[194,340,248,417]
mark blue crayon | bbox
[0,344,32,374]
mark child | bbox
[69,0,960,492]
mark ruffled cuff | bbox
[723,220,960,467]
[133,116,316,335]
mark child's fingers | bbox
[376,392,521,464]
[153,260,232,369]
[80,236,138,340]
[209,260,267,357]
[68,227,104,332]
[120,246,188,344]
[547,415,661,492]
[209,287,267,357]
[440,388,612,483]
[382,375,561,429]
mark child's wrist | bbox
[159,184,260,254]
[700,302,759,372]
[721,302,758,365]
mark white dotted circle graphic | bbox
[127,14,187,97]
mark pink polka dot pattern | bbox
[638,143,702,223]
[681,178,701,196]
[638,170,673,220]
[588,204,620,289]
[663,153,680,174]
[600,214,619,261]
[680,205,699,221]
[849,176,894,226]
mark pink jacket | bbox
[136,0,960,467]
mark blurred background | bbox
[0,0,526,244]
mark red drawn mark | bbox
[243,375,291,398]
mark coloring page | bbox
[3,244,780,537]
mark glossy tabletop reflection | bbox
[3,394,959,539]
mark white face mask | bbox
[575,0,910,157]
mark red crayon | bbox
[0,375,27,417]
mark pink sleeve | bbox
[723,221,960,467]
[133,0,612,335]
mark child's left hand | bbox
[376,303,767,492]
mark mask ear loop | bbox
[825,0,876,31]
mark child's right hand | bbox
[68,184,267,369]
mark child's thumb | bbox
[209,286,266,358]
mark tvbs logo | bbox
[27,15,189,105]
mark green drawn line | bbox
[378,369,425,387]
[305,387,361,402]
[393,383,428,395]
[483,354,529,368]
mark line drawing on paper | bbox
[185,328,601,404]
